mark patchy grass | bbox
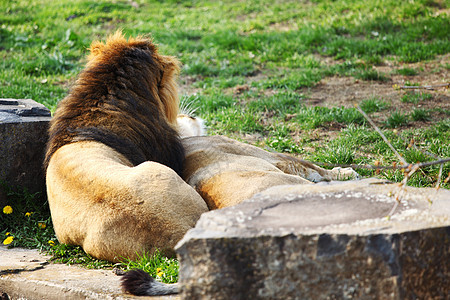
[385,111,410,128]
[0,182,54,251]
[396,67,419,76]
[410,108,431,122]
[359,98,390,113]
[401,92,433,104]
[354,69,390,82]
[1,0,449,282]
[122,250,179,284]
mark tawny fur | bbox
[45,32,208,262]
[182,136,359,209]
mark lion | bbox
[45,31,209,262]
[44,32,359,296]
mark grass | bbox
[385,111,409,128]
[410,108,431,122]
[359,98,389,113]
[1,0,449,283]
[396,67,419,76]
[401,92,433,104]
[123,250,179,284]
[354,69,390,82]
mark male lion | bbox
[45,31,209,262]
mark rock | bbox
[0,99,51,194]
[0,99,51,117]
[176,178,450,300]
[0,246,179,300]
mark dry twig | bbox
[355,105,407,165]
[312,158,450,171]
[397,83,449,90]
[353,103,449,217]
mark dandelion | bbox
[3,205,13,214]
[25,212,33,217]
[48,240,56,246]
[156,268,164,277]
[38,222,46,229]
[5,232,10,236]
[3,236,14,245]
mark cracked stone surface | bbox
[0,246,179,300]
[0,98,51,195]
[176,178,450,300]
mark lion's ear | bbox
[88,41,106,57]
[160,55,181,74]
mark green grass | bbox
[354,69,390,82]
[123,250,179,284]
[385,111,409,128]
[410,108,431,122]
[359,98,390,113]
[401,92,433,104]
[0,182,54,251]
[396,67,419,76]
[1,0,449,283]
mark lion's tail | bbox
[121,269,179,296]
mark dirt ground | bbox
[304,54,449,112]
[180,54,449,134]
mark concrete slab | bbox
[0,246,179,300]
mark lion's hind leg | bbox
[46,141,208,262]
[274,153,360,182]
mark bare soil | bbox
[179,54,449,146]
[304,54,448,108]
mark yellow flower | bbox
[3,236,14,245]
[25,212,33,217]
[156,268,164,277]
[48,240,56,246]
[5,232,10,236]
[38,222,46,229]
[3,205,13,214]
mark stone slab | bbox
[0,99,51,117]
[0,99,51,195]
[176,178,450,299]
[0,246,179,300]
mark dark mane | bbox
[44,33,184,176]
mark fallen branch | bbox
[397,134,441,160]
[355,105,407,165]
[311,158,450,171]
[396,83,449,90]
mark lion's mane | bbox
[45,31,183,175]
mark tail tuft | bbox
[121,269,179,296]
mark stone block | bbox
[176,178,450,299]
[0,99,51,195]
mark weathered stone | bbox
[0,99,51,117]
[0,99,51,194]
[0,246,179,300]
[176,178,450,300]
